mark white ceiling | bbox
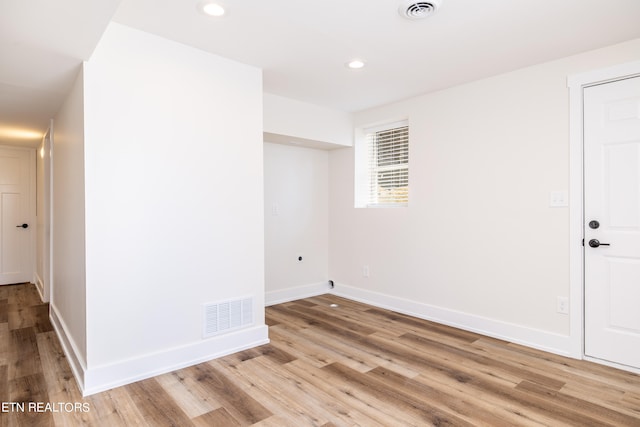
[0,0,121,146]
[2,0,640,147]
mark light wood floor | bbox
[2,283,640,426]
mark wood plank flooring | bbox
[2,282,640,426]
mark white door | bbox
[584,75,640,369]
[0,147,33,285]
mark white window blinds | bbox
[365,122,409,206]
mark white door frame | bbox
[39,120,53,302]
[568,60,640,364]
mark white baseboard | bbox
[82,325,269,396]
[332,283,573,358]
[51,303,269,397]
[50,304,87,392]
[34,273,45,302]
[265,281,332,306]
[50,280,574,398]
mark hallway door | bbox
[584,75,640,370]
[0,146,33,285]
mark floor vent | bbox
[203,297,253,338]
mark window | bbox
[357,121,409,207]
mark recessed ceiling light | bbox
[201,2,225,17]
[346,59,365,69]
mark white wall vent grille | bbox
[203,297,253,338]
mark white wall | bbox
[51,68,87,371]
[80,23,267,394]
[328,38,640,356]
[264,142,329,304]
[264,93,353,147]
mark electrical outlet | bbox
[362,265,370,278]
[550,191,568,207]
[557,297,569,314]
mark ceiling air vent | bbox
[398,0,443,20]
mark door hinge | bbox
[582,238,584,246]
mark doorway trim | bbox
[567,60,640,363]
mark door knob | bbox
[588,239,610,248]
[16,223,28,229]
